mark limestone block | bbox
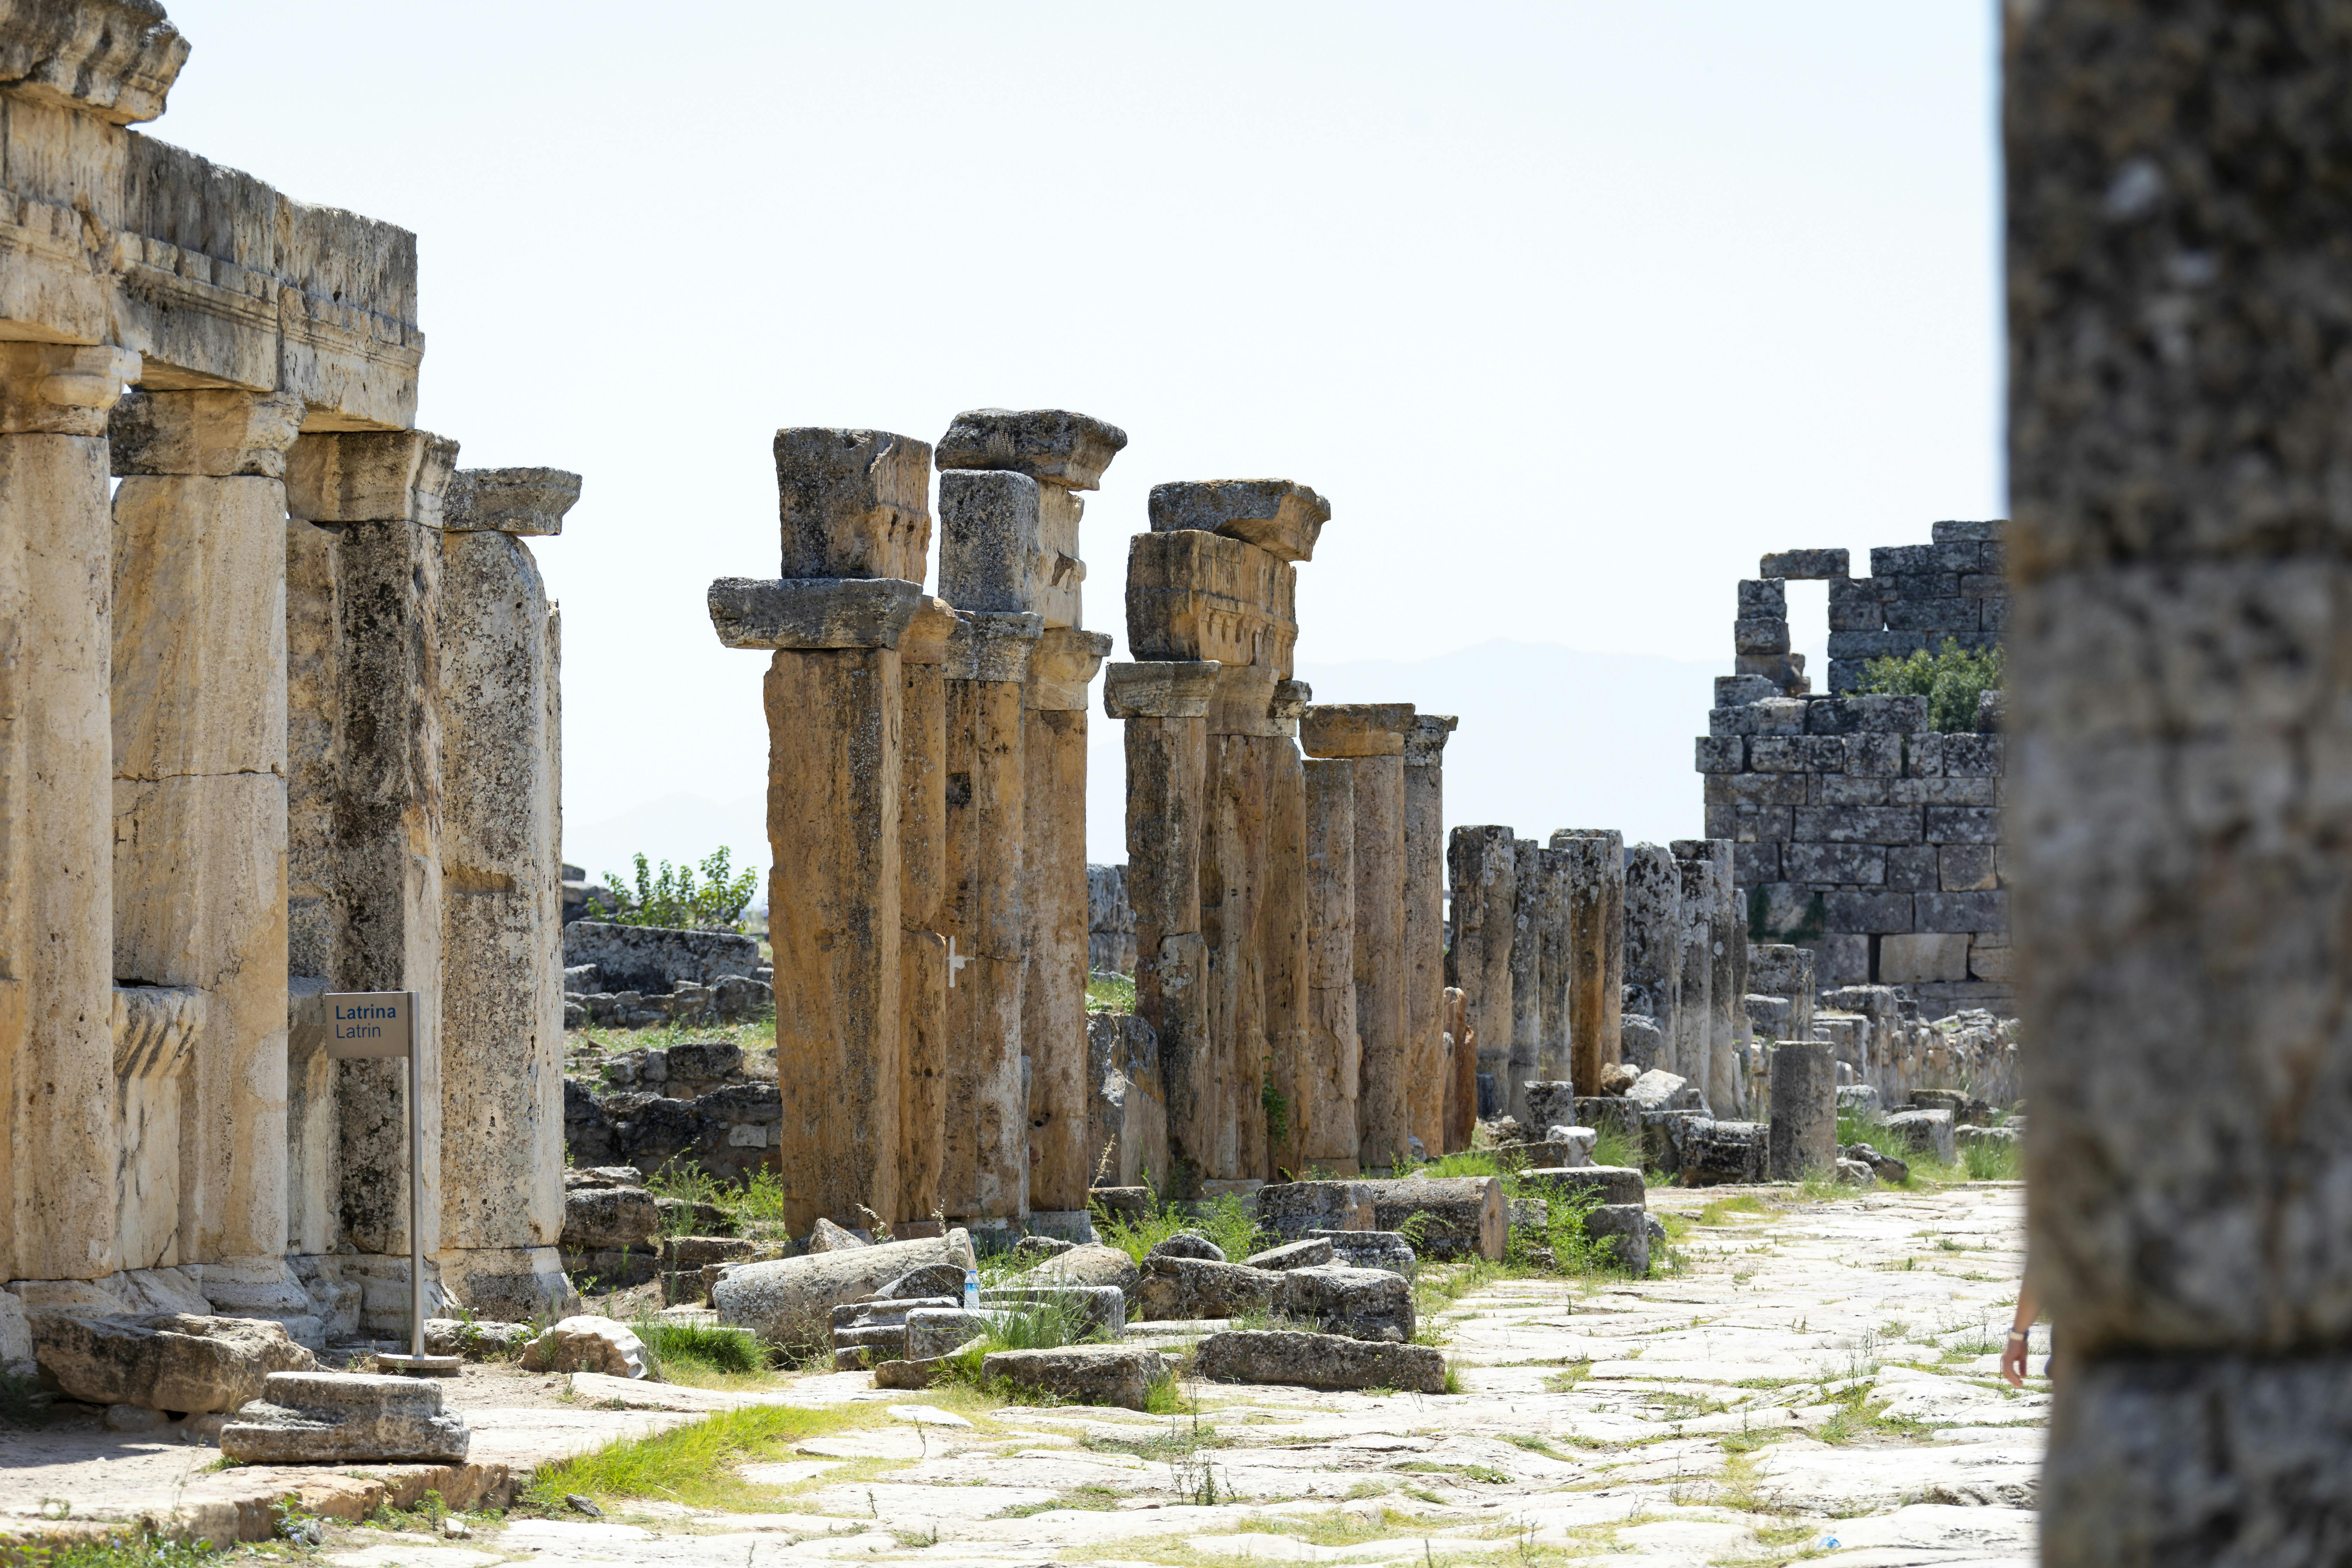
[1521,1166,1646,1209]
[0,344,141,435]
[1299,703,1415,759]
[1766,1041,1837,1180]
[1678,1119,1768,1186]
[934,408,1127,491]
[0,5,184,123]
[1147,479,1329,563]
[715,1230,973,1348]
[112,983,198,1270]
[1084,1010,1163,1191]
[1242,1238,1334,1270]
[440,1247,576,1323]
[1880,933,1969,985]
[1207,660,1281,737]
[1137,1255,1279,1320]
[1030,628,1112,712]
[219,1371,469,1465]
[980,1283,1126,1336]
[0,1290,29,1374]
[1306,1230,1418,1277]
[772,427,932,581]
[561,923,760,993]
[285,431,458,527]
[1276,1264,1413,1342]
[1194,1329,1445,1393]
[108,388,303,479]
[940,469,1062,622]
[1582,1204,1651,1274]
[707,576,923,650]
[1759,549,1849,580]
[561,1185,660,1251]
[946,609,1045,684]
[981,1344,1158,1410]
[1258,1180,1376,1239]
[1355,1176,1505,1261]
[1104,659,1220,719]
[521,1315,648,1378]
[29,1312,315,1412]
[1881,1109,1954,1165]
[443,467,581,536]
[1125,530,1298,676]
[1012,1243,1140,1304]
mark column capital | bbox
[773,427,932,582]
[1301,702,1418,759]
[1404,713,1459,765]
[110,387,305,478]
[1028,628,1113,711]
[286,430,461,524]
[0,343,140,435]
[707,576,923,651]
[445,467,581,536]
[946,609,1045,683]
[936,407,1127,492]
[896,595,960,667]
[1148,478,1329,564]
[1103,660,1220,720]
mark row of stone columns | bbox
[714,412,1120,1236]
[0,350,575,1324]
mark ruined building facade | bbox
[1,2,574,1340]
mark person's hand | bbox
[2001,1329,2031,1387]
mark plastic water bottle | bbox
[964,1267,980,1311]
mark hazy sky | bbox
[154,2,2001,873]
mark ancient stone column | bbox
[1549,829,1625,1098]
[1445,826,1516,1118]
[895,596,957,1225]
[1204,665,1279,1185]
[434,467,579,1319]
[1441,985,1474,1153]
[1621,843,1681,1079]
[1701,840,1744,1118]
[1537,847,1572,1093]
[1106,659,1219,1191]
[1765,1040,1835,1181]
[286,429,459,1274]
[939,610,1042,1229]
[111,389,303,1285]
[1300,704,1415,1172]
[935,409,1126,1222]
[0,342,138,1282]
[1668,843,1717,1096]
[1403,715,1457,1157]
[1260,680,1312,1180]
[709,425,934,1236]
[1299,756,1358,1174]
[1506,839,1546,1126]
[2008,8,2352,1555]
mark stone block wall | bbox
[1701,523,2011,1016]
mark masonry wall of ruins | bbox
[1699,526,2011,1014]
[0,2,576,1342]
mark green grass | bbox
[2,1537,220,1568]
[629,1318,763,1378]
[1590,1125,1642,1171]
[523,1404,862,1511]
[1085,973,1137,1012]
[567,1012,777,1059]
[1961,1136,2022,1182]
[641,1163,793,1238]
[1091,1188,1266,1265]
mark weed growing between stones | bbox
[1090,1186,1266,1265]
[626,1318,763,1380]
[8,1536,220,1568]
[1961,1136,2021,1181]
[522,1403,862,1511]
[1084,972,1137,1012]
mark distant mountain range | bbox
[563,639,1723,895]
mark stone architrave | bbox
[1023,626,1112,1212]
[1299,758,1358,1174]
[1621,844,1682,1082]
[1402,717,1457,1156]
[1549,829,1625,1098]
[0,342,139,1282]
[1507,840,1545,1126]
[434,467,579,1318]
[1668,843,1716,1099]
[939,610,1043,1228]
[1445,827,1516,1115]
[1300,704,1414,1172]
[709,427,934,1236]
[112,389,302,1283]
[286,429,458,1265]
[2009,8,2352,1556]
[895,597,957,1224]
[1106,660,1219,1192]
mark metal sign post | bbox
[314,990,458,1376]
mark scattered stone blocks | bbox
[220,1372,470,1465]
[1194,1329,1446,1394]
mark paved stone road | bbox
[329,1182,2043,1568]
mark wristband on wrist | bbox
[2005,1329,2030,1342]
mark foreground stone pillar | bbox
[1622,843,1681,1078]
[1260,681,1312,1181]
[1702,840,1744,1117]
[1441,985,1474,1153]
[1300,756,1358,1174]
[111,389,303,1274]
[711,425,934,1235]
[287,429,458,1265]
[1536,848,1572,1095]
[1507,839,1544,1123]
[1765,1040,1834,1180]
[0,343,137,1281]
[1549,829,1625,1098]
[1023,626,1111,1213]
[896,597,957,1224]
[2007,7,2352,1556]
[435,468,579,1318]
[1301,704,1414,1171]
[1445,826,1516,1118]
[1107,660,1218,1192]
[1668,842,1718,1093]
[1205,666,1281,1185]
[1403,716,1456,1156]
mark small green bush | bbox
[1859,639,2004,734]
[632,1318,763,1376]
[598,848,760,932]
[1090,1185,1265,1265]
[1961,1134,2021,1182]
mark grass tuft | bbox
[523,1404,859,1511]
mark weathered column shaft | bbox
[1536,847,1572,1092]
[1765,1039,1835,1180]
[896,599,955,1224]
[1670,845,1715,1094]
[1403,716,1456,1157]
[287,429,457,1262]
[1108,660,1216,1193]
[284,510,339,1257]
[1442,985,1474,1153]
[111,389,302,1268]
[2008,6,2352,1557]
[1445,825,1516,1115]
[1507,839,1544,1121]
[1204,722,1272,1183]
[1300,757,1358,1172]
[1259,690,1311,1182]
[1621,842,1681,1080]
[434,468,577,1317]
[1702,840,1743,1117]
[0,343,136,1281]
[1550,829,1626,1098]
[939,611,1039,1225]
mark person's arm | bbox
[2001,1282,2037,1387]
